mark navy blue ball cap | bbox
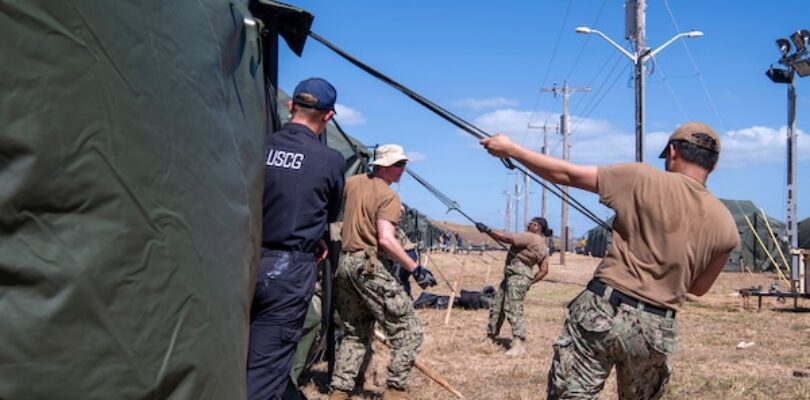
[293,77,337,111]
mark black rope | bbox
[310,31,611,232]
[405,168,511,253]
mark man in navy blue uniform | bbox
[247,78,346,400]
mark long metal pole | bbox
[634,0,646,162]
[560,85,570,266]
[787,79,799,292]
[541,126,550,220]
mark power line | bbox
[661,0,726,133]
[564,0,609,82]
[650,60,690,121]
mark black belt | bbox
[586,279,676,318]
[260,247,315,261]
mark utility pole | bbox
[577,0,702,162]
[542,82,590,265]
[523,172,530,228]
[503,191,511,232]
[632,0,646,162]
[527,122,558,221]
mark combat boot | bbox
[382,387,412,400]
[328,389,351,400]
[505,338,526,357]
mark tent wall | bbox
[583,200,788,272]
[1,2,266,398]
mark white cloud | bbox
[721,126,809,167]
[334,103,366,125]
[472,109,636,163]
[453,97,519,111]
[407,151,427,162]
[471,107,810,168]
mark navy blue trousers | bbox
[247,249,316,400]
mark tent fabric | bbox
[1,2,266,399]
[583,200,787,272]
[800,217,810,250]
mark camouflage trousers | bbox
[547,289,679,399]
[331,252,423,391]
[487,260,536,340]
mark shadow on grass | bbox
[773,307,810,313]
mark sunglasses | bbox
[392,160,407,168]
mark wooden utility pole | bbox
[503,191,511,232]
[542,82,590,265]
[625,0,646,162]
[527,123,558,221]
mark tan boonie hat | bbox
[372,144,409,167]
[658,121,720,158]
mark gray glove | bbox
[412,265,437,289]
[475,222,491,234]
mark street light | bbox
[575,26,703,162]
[766,28,809,297]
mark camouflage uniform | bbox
[547,290,678,399]
[332,251,423,392]
[487,260,537,340]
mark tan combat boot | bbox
[328,389,351,400]
[382,387,412,400]
[505,338,526,357]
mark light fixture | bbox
[766,66,794,84]
[776,38,792,56]
[793,59,810,77]
[575,26,592,34]
[686,30,704,38]
[790,29,810,52]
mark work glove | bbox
[412,265,437,289]
[475,222,491,234]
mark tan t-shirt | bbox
[341,174,402,252]
[506,232,548,267]
[594,163,739,310]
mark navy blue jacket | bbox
[262,122,345,252]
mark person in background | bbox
[476,217,551,357]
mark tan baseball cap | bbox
[658,121,720,158]
[371,144,409,167]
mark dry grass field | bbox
[302,251,810,400]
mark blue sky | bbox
[278,1,810,239]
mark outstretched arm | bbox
[481,134,598,193]
[487,228,515,245]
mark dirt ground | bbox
[302,251,810,400]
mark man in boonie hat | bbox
[480,122,739,399]
[329,143,437,400]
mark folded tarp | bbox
[0,1,267,398]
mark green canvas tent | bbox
[1,2,269,399]
[720,199,788,272]
[583,199,787,272]
[800,217,810,250]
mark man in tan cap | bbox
[481,122,739,399]
[330,144,437,400]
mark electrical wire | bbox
[309,31,611,231]
[662,0,727,133]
